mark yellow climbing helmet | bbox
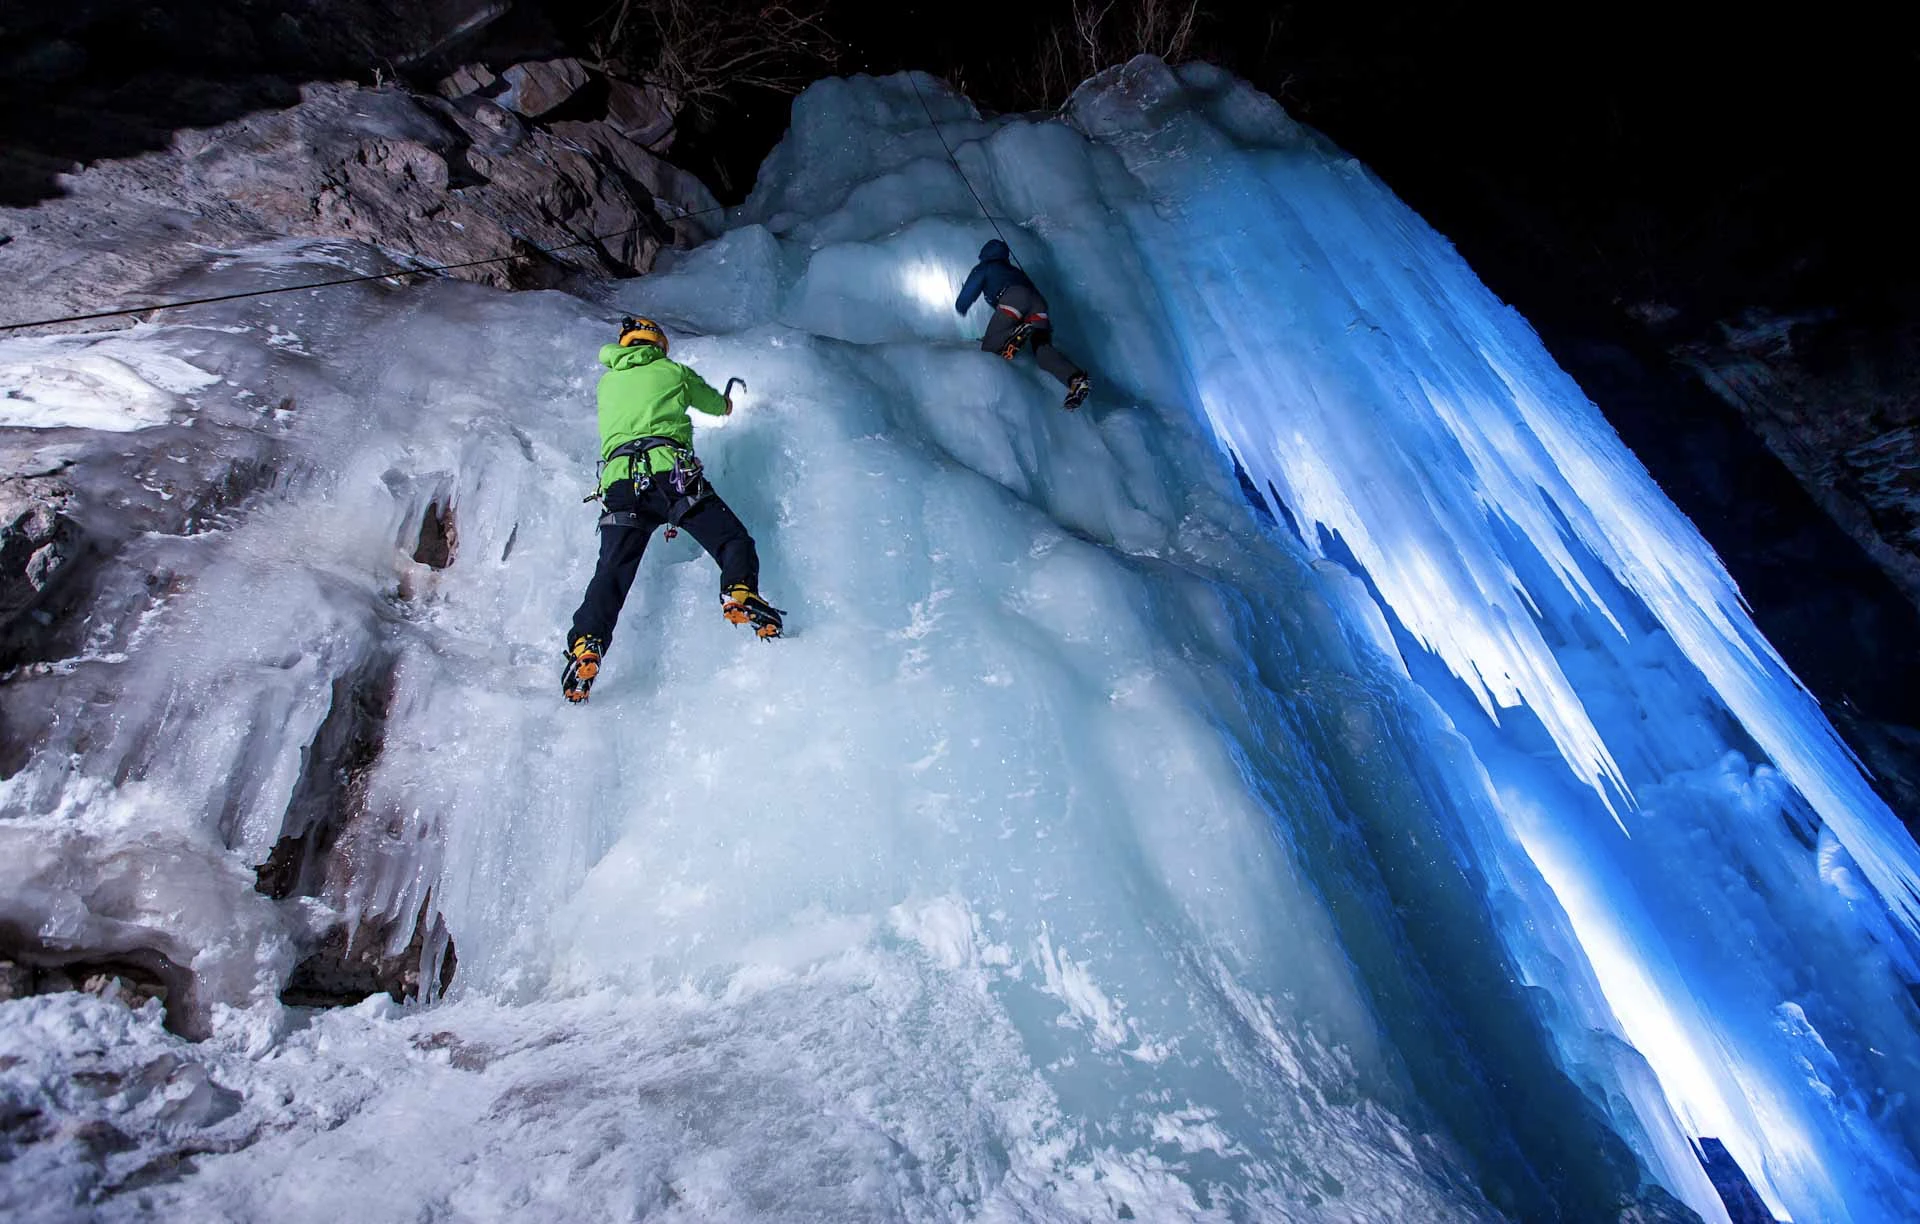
[617,315,668,354]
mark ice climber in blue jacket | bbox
[955,239,1092,411]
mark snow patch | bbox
[0,334,219,431]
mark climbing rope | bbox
[0,202,734,333]
[905,72,1021,266]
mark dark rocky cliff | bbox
[0,2,717,331]
[0,0,556,205]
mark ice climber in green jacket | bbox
[563,316,783,703]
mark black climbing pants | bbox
[568,475,759,650]
[981,283,1083,389]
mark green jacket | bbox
[595,343,729,491]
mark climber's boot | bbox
[721,584,785,639]
[1064,373,1091,411]
[562,635,603,703]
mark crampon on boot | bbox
[721,585,785,639]
[562,636,603,703]
[1064,373,1091,411]
[998,321,1036,360]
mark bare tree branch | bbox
[588,0,841,122]
[1030,0,1208,101]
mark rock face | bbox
[0,0,562,206]
[0,481,78,641]
[278,906,458,1010]
[1675,304,1920,611]
[606,79,682,152]
[496,56,591,120]
[0,69,720,330]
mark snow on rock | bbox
[0,336,218,432]
[0,818,297,1040]
[0,309,291,668]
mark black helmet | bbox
[979,239,1010,262]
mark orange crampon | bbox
[721,585,786,639]
[562,637,603,702]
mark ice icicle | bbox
[1070,59,1920,939]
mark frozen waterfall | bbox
[2,58,1917,1224]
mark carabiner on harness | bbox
[599,435,705,495]
[593,434,711,532]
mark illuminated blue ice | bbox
[1063,59,1920,1221]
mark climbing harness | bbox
[579,378,744,535]
[600,435,704,493]
[585,435,710,530]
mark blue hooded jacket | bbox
[954,239,1036,315]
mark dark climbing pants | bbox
[568,475,759,650]
[981,283,1083,389]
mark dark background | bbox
[758,1,1914,336]
[6,1,1909,339]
